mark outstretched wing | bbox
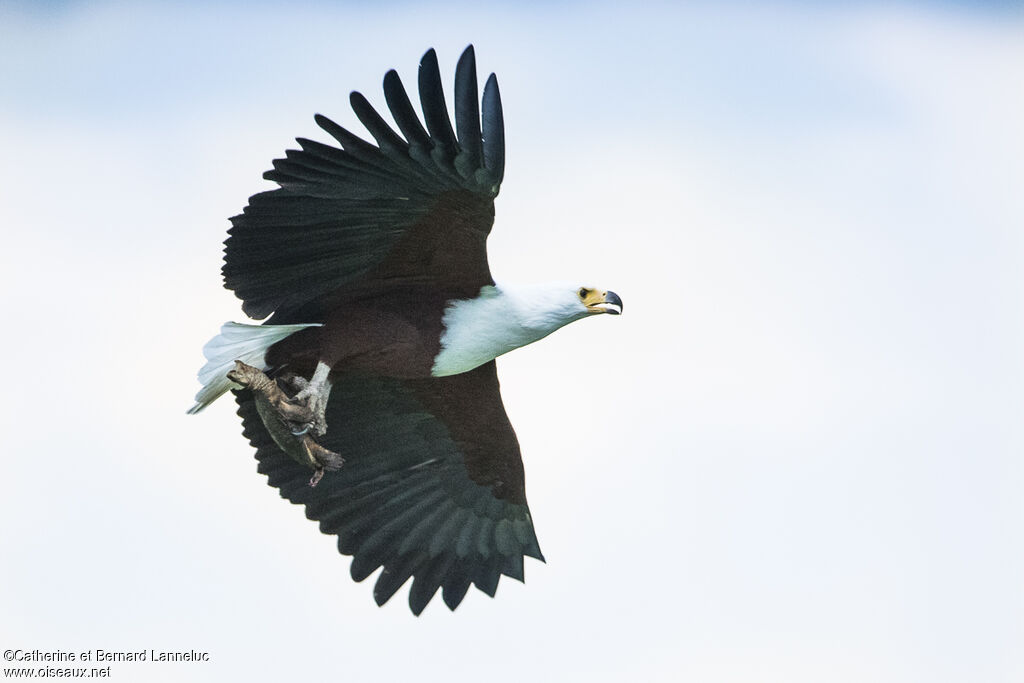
[223,45,505,321]
[234,361,544,615]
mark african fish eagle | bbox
[190,45,622,614]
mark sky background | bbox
[2,1,1023,681]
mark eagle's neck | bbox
[430,284,580,377]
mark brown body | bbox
[264,285,458,380]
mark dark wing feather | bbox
[454,46,482,178]
[480,73,505,187]
[235,361,544,615]
[418,48,459,167]
[383,70,432,150]
[223,45,503,321]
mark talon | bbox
[285,386,329,438]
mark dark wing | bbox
[223,45,505,321]
[235,361,544,615]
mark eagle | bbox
[189,45,622,614]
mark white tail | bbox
[187,321,321,414]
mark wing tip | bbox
[419,47,438,71]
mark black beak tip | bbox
[605,290,623,315]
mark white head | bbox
[496,282,623,334]
[432,281,623,377]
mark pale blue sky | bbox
[2,2,1022,682]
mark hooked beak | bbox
[587,290,623,315]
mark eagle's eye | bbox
[578,288,587,299]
